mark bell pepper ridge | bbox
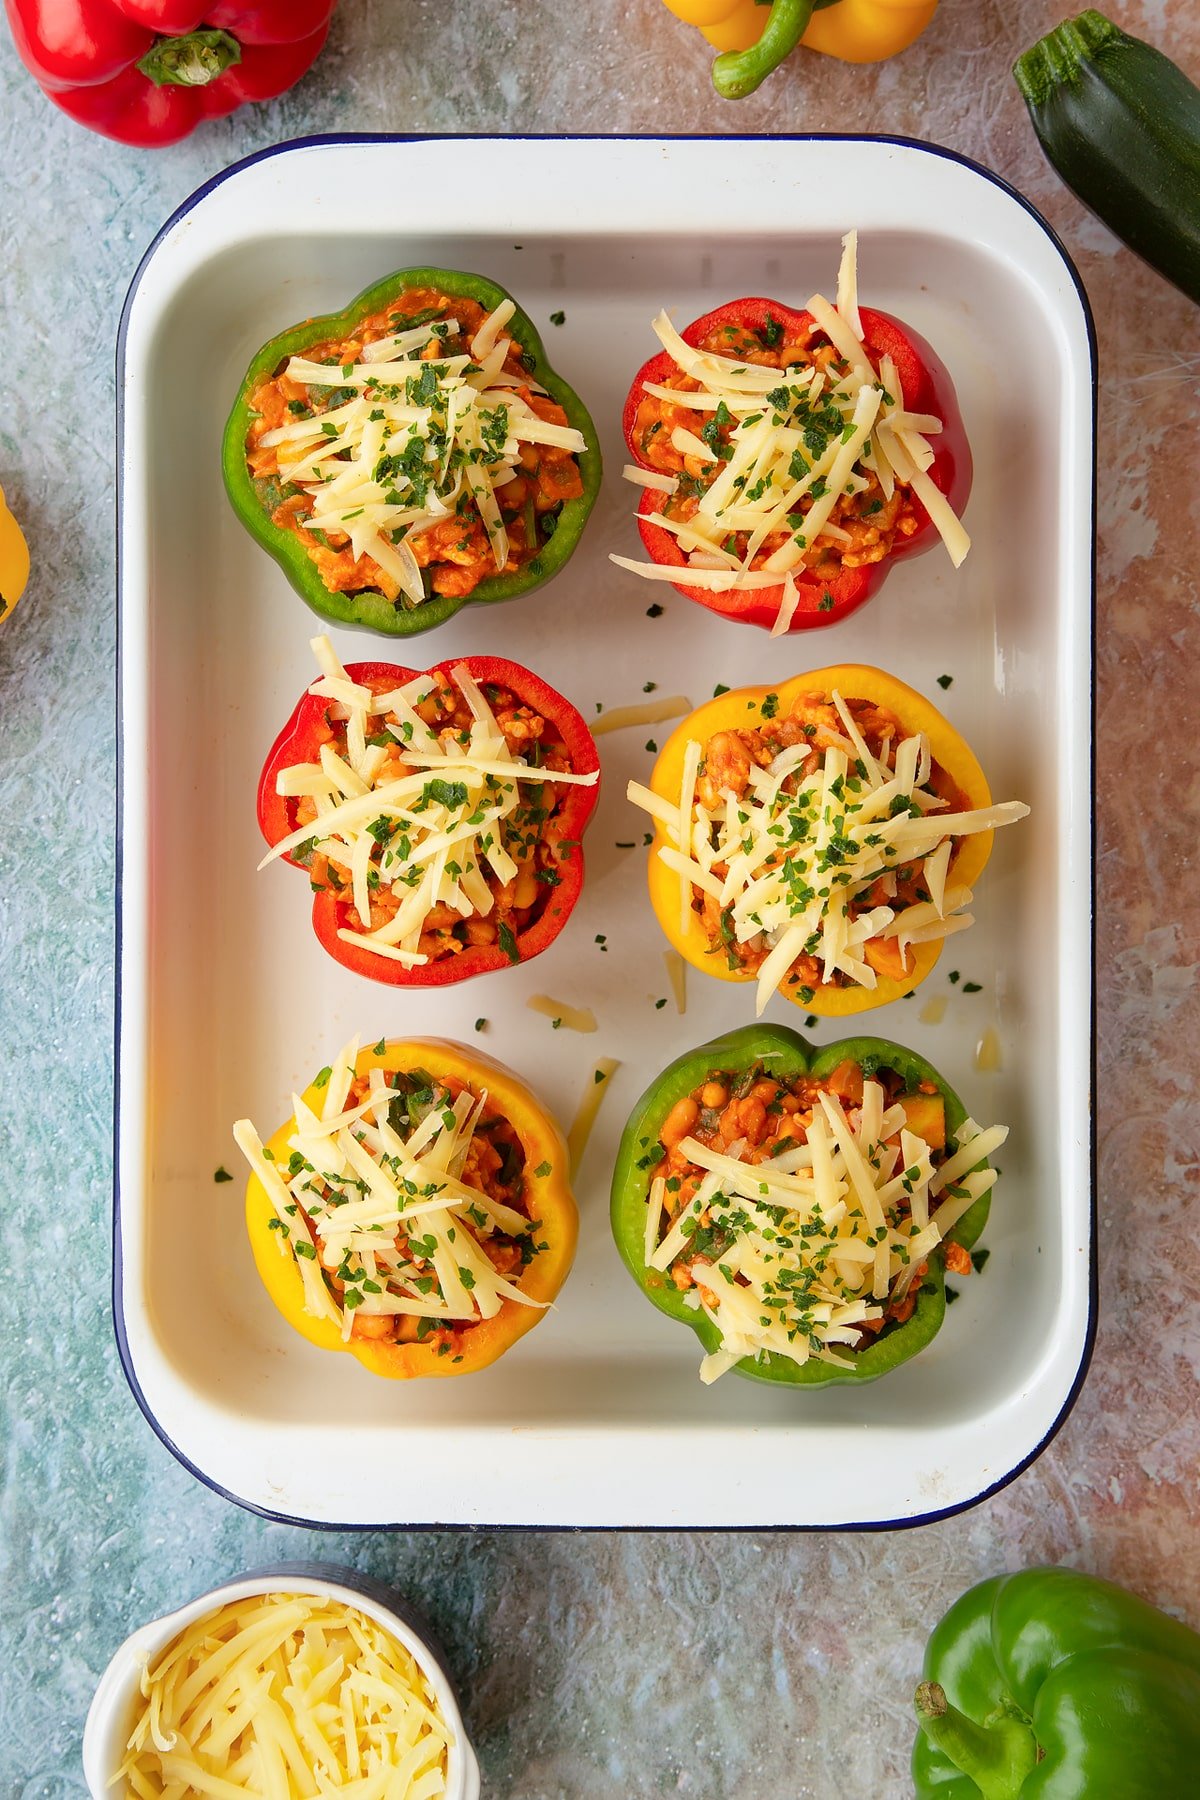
[610,1021,992,1387]
[622,298,970,631]
[258,653,601,987]
[4,1,336,146]
[224,267,601,637]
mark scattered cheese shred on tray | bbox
[526,993,598,1033]
[567,1058,620,1175]
[613,232,970,595]
[116,1591,452,1797]
[592,694,692,736]
[650,1085,1007,1385]
[663,949,687,1015]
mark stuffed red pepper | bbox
[258,637,601,985]
[614,233,972,632]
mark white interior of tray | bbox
[118,138,1093,1527]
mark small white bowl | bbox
[82,1563,482,1799]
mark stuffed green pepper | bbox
[223,269,601,635]
[611,1022,1005,1387]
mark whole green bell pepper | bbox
[609,1022,993,1387]
[913,1568,1200,1797]
[222,267,602,637]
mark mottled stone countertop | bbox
[2,1,1198,1795]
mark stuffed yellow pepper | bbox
[234,1037,577,1378]
[627,666,1028,1017]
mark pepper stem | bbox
[913,1682,1038,1800]
[711,0,816,100]
[1012,9,1119,107]
[136,28,242,89]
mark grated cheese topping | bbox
[234,1038,550,1341]
[628,690,1028,1014]
[254,301,588,607]
[649,1079,1006,1384]
[614,232,970,595]
[262,637,598,970]
[117,1590,451,1797]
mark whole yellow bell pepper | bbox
[243,1038,578,1380]
[663,0,940,95]
[0,483,29,622]
[641,666,998,1017]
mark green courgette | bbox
[1014,10,1200,306]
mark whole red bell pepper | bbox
[258,655,602,988]
[622,296,972,631]
[4,1,336,145]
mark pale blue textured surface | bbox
[3,2,1199,1796]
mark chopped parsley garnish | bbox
[498,921,520,964]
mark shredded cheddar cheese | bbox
[117,1591,451,1797]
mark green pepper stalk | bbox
[913,1682,1037,1798]
[222,267,602,638]
[137,29,241,88]
[713,0,816,98]
[913,1569,1200,1797]
[610,1022,992,1388]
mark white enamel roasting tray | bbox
[115,135,1095,1529]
